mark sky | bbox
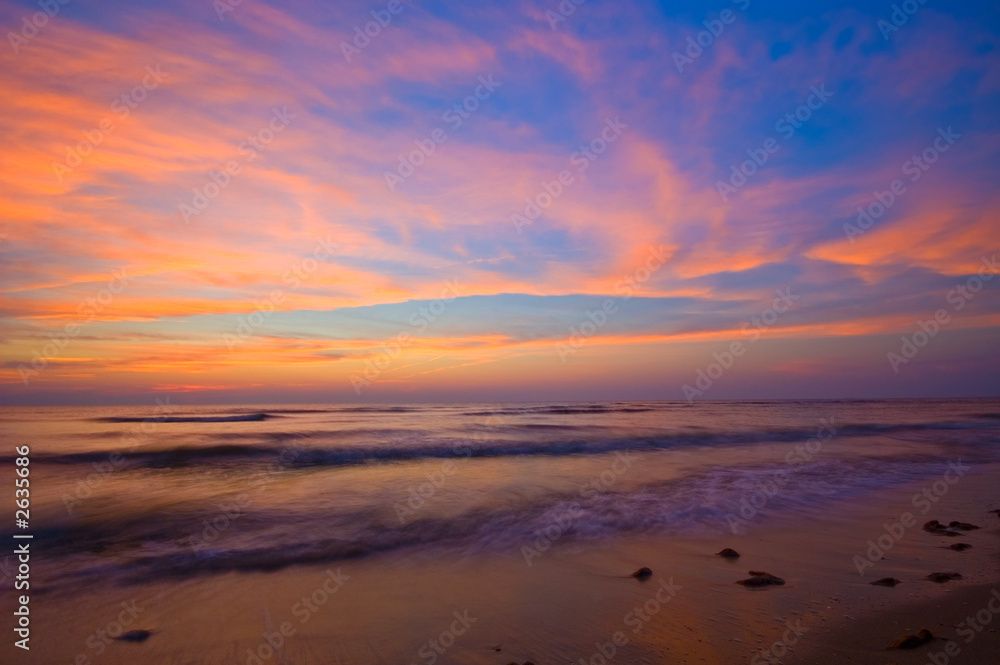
[0,0,998,405]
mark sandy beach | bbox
[12,460,998,665]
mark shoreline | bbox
[6,462,999,665]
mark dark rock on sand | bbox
[737,571,785,587]
[716,548,740,559]
[632,567,653,580]
[887,629,934,649]
[927,572,962,583]
[948,521,981,531]
[116,630,153,642]
[949,543,973,551]
[923,520,959,536]
[871,577,902,587]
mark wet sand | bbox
[10,463,999,665]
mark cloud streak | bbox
[1,0,998,403]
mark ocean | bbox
[4,398,999,592]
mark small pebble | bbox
[737,571,785,587]
[632,567,653,580]
[887,628,933,649]
[871,577,902,587]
